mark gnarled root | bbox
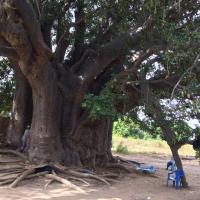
[65,170,110,185]
[45,174,84,192]
[105,163,133,173]
[0,149,27,161]
[68,176,90,186]
[9,168,35,188]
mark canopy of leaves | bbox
[0,59,14,116]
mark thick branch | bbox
[133,46,166,69]
[55,19,84,62]
[9,0,51,57]
[73,0,86,62]
[0,45,19,60]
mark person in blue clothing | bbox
[166,156,176,171]
[20,125,31,152]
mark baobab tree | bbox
[0,0,199,170]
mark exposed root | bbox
[66,170,110,185]
[106,163,132,173]
[0,166,24,172]
[115,156,142,166]
[0,171,48,186]
[0,170,23,177]
[104,178,120,183]
[0,160,22,163]
[9,168,35,188]
[0,156,128,189]
[0,149,27,161]
[100,173,120,179]
[52,164,112,185]
[0,178,15,186]
[68,176,90,186]
[46,174,84,192]
[51,163,74,173]
[44,179,54,190]
[27,171,48,179]
[0,173,20,181]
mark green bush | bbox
[195,149,200,159]
[115,142,128,154]
[113,117,154,139]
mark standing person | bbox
[20,125,31,152]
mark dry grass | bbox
[112,135,195,157]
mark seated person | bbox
[166,156,176,171]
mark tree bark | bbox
[6,65,32,147]
[169,146,188,188]
[62,118,113,168]
[0,116,9,144]
[27,62,64,164]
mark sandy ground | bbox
[0,153,200,200]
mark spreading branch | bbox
[55,18,84,62]
[171,54,200,99]
[4,0,51,59]
[0,45,19,60]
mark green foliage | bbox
[0,59,15,116]
[113,116,157,140]
[115,142,128,154]
[195,149,200,159]
[82,83,125,120]
[171,120,193,143]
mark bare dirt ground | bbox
[0,153,199,200]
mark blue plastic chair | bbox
[167,169,184,189]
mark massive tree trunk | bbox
[23,59,113,167]
[62,117,113,167]
[6,65,32,147]
[26,62,64,164]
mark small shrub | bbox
[195,149,200,159]
[156,141,165,148]
[116,142,128,154]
